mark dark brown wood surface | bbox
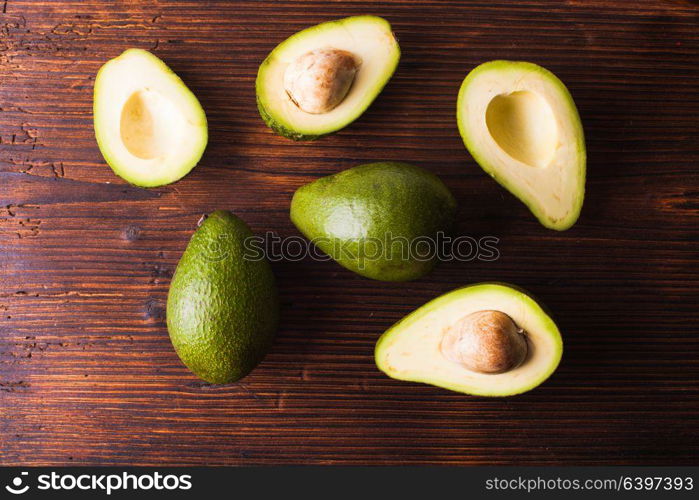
[1,0,698,466]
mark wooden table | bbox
[1,0,697,466]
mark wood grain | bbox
[1,0,698,466]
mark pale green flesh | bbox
[94,49,208,187]
[457,61,586,230]
[256,16,400,139]
[375,283,563,396]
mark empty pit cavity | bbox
[485,90,558,168]
[120,89,184,160]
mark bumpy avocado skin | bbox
[166,211,279,384]
[290,162,457,281]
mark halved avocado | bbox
[93,49,208,187]
[457,61,586,230]
[375,283,563,396]
[256,15,400,140]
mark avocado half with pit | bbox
[457,61,585,230]
[256,15,400,140]
[375,283,563,396]
[94,49,208,187]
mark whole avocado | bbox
[167,211,279,384]
[290,162,457,281]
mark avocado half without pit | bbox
[256,15,400,140]
[457,61,586,230]
[375,283,563,396]
[93,49,208,187]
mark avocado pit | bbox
[283,48,360,114]
[441,310,528,374]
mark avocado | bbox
[375,283,563,396]
[457,61,586,230]
[93,49,208,187]
[256,15,400,140]
[290,162,456,281]
[166,211,279,384]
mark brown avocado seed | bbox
[283,48,360,114]
[440,310,528,374]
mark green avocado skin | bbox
[290,162,457,281]
[166,211,279,384]
[256,95,323,141]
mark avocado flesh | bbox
[290,162,456,281]
[166,211,279,384]
[94,49,208,187]
[457,61,586,230]
[375,283,563,396]
[256,15,400,140]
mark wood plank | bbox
[1,0,698,465]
